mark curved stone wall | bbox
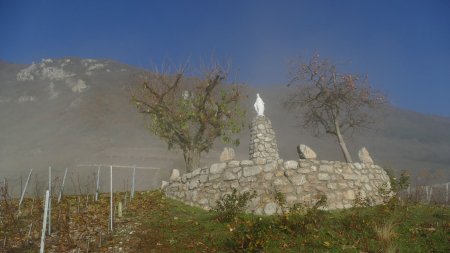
[163,158,391,215]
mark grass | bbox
[127,191,450,253]
[1,189,449,252]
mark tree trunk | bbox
[183,148,201,172]
[335,121,353,163]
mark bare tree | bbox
[284,54,385,163]
[131,62,246,172]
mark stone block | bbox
[344,190,356,200]
[289,174,306,185]
[297,144,317,159]
[286,195,298,204]
[243,166,262,177]
[353,163,363,170]
[224,171,237,181]
[209,174,221,181]
[298,168,311,173]
[319,164,333,172]
[228,160,240,168]
[241,160,254,166]
[255,157,266,165]
[264,173,274,180]
[161,180,169,189]
[298,160,312,168]
[342,174,358,180]
[264,202,278,215]
[358,147,374,165]
[231,181,239,189]
[188,180,199,190]
[192,168,201,177]
[360,175,369,183]
[263,161,277,172]
[170,169,180,181]
[232,167,242,173]
[210,163,226,174]
[278,185,294,193]
[199,174,208,183]
[318,173,331,181]
[327,183,337,189]
[284,160,298,170]
[273,177,288,186]
[198,198,209,205]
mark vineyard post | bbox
[58,168,68,203]
[95,166,100,201]
[110,165,113,232]
[39,190,50,253]
[446,183,448,204]
[18,168,33,212]
[48,166,52,235]
[131,167,136,199]
[429,187,433,203]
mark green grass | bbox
[2,190,449,252]
[127,191,450,253]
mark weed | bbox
[228,217,272,253]
[212,188,256,222]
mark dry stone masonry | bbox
[249,116,280,164]
[163,159,391,215]
[162,94,391,215]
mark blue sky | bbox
[1,0,449,117]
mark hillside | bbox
[0,58,449,194]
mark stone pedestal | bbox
[249,116,279,163]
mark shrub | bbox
[228,217,272,253]
[212,188,256,222]
[274,192,327,234]
[353,188,374,207]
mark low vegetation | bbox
[1,179,449,252]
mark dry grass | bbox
[375,220,397,252]
[375,220,396,243]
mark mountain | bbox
[1,58,449,194]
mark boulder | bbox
[358,147,374,165]
[264,202,278,215]
[297,144,317,159]
[220,147,235,162]
[160,180,169,189]
[170,169,180,181]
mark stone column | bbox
[249,115,280,164]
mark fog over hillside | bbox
[1,58,449,195]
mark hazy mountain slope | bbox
[0,58,449,194]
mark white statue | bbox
[254,93,265,116]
